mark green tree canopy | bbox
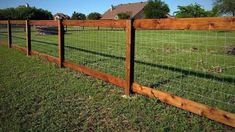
[117,12,130,19]
[175,3,215,18]
[71,11,86,20]
[213,0,235,16]
[87,12,101,20]
[143,0,170,19]
[0,5,53,20]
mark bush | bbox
[117,13,130,19]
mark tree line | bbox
[0,0,234,20]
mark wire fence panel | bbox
[65,26,126,79]
[11,24,26,47]
[31,25,58,57]
[0,24,7,42]
[135,29,235,113]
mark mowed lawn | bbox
[0,26,234,113]
[0,26,235,121]
[0,44,235,131]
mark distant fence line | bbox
[0,17,235,128]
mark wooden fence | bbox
[0,17,235,128]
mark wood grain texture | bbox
[29,20,58,26]
[58,20,64,68]
[9,20,25,25]
[7,20,12,48]
[63,60,126,88]
[0,21,7,24]
[132,83,235,128]
[134,17,235,30]
[63,20,127,28]
[25,20,31,56]
[125,19,135,95]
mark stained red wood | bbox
[63,60,126,88]
[9,20,25,25]
[125,19,135,95]
[31,50,59,64]
[58,20,64,67]
[132,83,235,128]
[134,17,235,30]
[63,20,126,28]
[26,20,31,56]
[29,20,58,26]
[7,20,12,48]
[0,21,7,24]
[11,44,27,54]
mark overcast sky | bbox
[0,0,214,16]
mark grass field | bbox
[1,45,235,131]
[0,25,234,115]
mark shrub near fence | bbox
[0,17,234,128]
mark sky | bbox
[0,0,214,16]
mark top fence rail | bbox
[0,17,235,30]
[134,17,235,30]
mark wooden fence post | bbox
[7,20,12,48]
[58,19,64,68]
[26,20,31,56]
[125,19,135,96]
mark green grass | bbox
[0,26,234,115]
[2,27,235,113]
[1,45,235,131]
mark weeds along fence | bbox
[0,17,234,127]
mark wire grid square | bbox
[11,24,26,47]
[31,25,58,57]
[65,26,126,79]
[0,24,8,43]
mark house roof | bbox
[101,2,147,19]
[53,13,70,19]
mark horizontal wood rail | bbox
[9,20,25,25]
[0,21,7,24]
[134,17,235,30]
[64,60,126,88]
[132,83,235,128]
[29,20,58,26]
[63,20,127,28]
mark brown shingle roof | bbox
[101,2,147,19]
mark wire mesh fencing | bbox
[65,26,126,79]
[31,25,58,57]
[135,29,235,113]
[0,24,7,42]
[11,24,26,47]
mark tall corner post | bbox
[7,20,12,48]
[58,19,65,68]
[26,20,31,56]
[125,19,135,96]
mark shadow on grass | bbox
[5,34,235,84]
[150,74,188,88]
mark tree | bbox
[175,4,211,18]
[0,5,53,20]
[71,11,86,20]
[117,12,130,19]
[213,0,235,16]
[87,12,101,20]
[207,5,220,17]
[143,0,170,19]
